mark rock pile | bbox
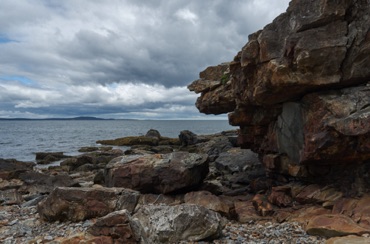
[2,128,370,243]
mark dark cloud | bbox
[0,0,290,119]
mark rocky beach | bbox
[1,0,370,243]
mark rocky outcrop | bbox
[189,0,370,186]
[97,130,180,147]
[188,63,236,114]
[104,152,209,194]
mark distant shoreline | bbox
[0,116,123,121]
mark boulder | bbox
[215,148,260,174]
[145,129,161,138]
[88,210,142,243]
[37,187,140,222]
[0,189,22,205]
[306,214,370,238]
[35,152,70,164]
[133,204,224,243]
[179,130,198,146]
[104,152,209,194]
[184,191,235,218]
[234,200,262,223]
[18,171,77,194]
[0,158,34,180]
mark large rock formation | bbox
[189,0,370,188]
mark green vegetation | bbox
[220,73,230,85]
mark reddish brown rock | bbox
[88,210,141,243]
[37,187,140,222]
[188,63,236,114]
[332,195,370,229]
[252,194,274,217]
[184,191,235,218]
[326,235,370,244]
[189,0,370,187]
[268,185,293,207]
[234,200,262,223]
[306,214,370,238]
[104,152,209,194]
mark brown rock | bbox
[326,235,370,244]
[88,210,141,243]
[252,194,274,217]
[184,191,234,218]
[189,0,370,187]
[234,200,262,223]
[188,63,236,114]
[268,185,293,207]
[37,187,140,222]
[104,152,209,194]
[0,158,34,180]
[306,214,370,237]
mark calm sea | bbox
[0,120,234,162]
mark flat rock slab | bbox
[306,214,370,238]
[37,187,140,222]
[105,152,209,194]
[326,235,370,244]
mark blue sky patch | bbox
[0,75,36,86]
[0,36,15,44]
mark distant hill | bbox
[0,116,114,121]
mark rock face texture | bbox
[133,204,224,243]
[104,152,209,194]
[189,0,370,186]
[38,187,140,222]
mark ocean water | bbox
[0,120,234,162]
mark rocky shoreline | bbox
[2,0,370,243]
[1,129,370,243]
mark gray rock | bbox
[105,152,209,194]
[133,204,224,243]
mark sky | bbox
[0,0,290,120]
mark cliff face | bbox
[189,0,370,185]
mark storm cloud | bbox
[0,0,290,119]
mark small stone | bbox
[44,235,53,241]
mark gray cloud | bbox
[0,0,290,119]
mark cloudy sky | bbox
[0,0,290,120]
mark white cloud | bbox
[0,0,290,119]
[175,8,198,25]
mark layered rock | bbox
[188,0,370,185]
[37,187,140,222]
